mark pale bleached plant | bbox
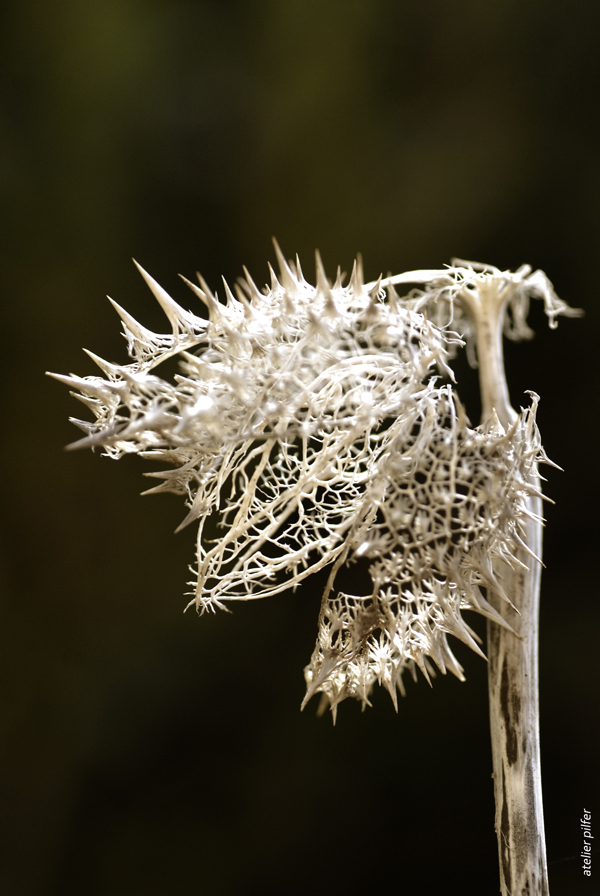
[50,243,580,896]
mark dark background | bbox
[1,2,598,894]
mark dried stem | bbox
[460,281,550,895]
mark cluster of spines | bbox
[50,243,570,720]
[301,391,548,719]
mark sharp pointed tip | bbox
[64,433,95,451]
[107,296,129,317]
[241,266,264,302]
[179,274,217,321]
[82,348,119,376]
[134,264,186,330]
[221,275,237,305]
[196,272,216,301]
[47,371,79,389]
[350,255,365,291]
[301,683,317,711]
[179,274,208,307]
[369,273,382,298]
[267,262,281,293]
[315,248,330,292]
[174,508,198,533]
[272,237,285,265]
[132,258,151,281]
[272,237,297,289]
[106,297,150,340]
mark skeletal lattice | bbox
[51,245,556,716]
[304,389,547,718]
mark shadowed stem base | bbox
[487,490,549,896]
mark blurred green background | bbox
[1,1,598,894]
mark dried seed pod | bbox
[48,245,574,718]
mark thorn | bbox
[196,272,220,305]
[349,254,365,292]
[71,392,100,411]
[82,349,121,378]
[272,237,297,292]
[107,297,154,342]
[482,407,506,438]
[427,633,447,674]
[314,249,329,294]
[64,431,106,451]
[174,507,200,533]
[386,678,399,712]
[369,274,383,301]
[46,372,112,401]
[133,259,190,336]
[477,560,518,612]
[512,531,546,567]
[395,671,407,698]
[316,694,329,717]
[295,253,306,284]
[241,266,264,303]
[440,641,466,681]
[180,274,220,322]
[466,585,518,635]
[386,282,399,314]
[221,277,237,307]
[363,275,382,319]
[314,249,338,315]
[267,263,280,293]
[541,456,563,472]
[414,653,433,686]
[234,283,254,317]
[140,483,168,496]
[333,266,345,290]
[68,417,94,434]
[301,654,343,711]
[453,392,470,428]
[446,614,487,659]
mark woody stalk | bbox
[461,273,547,896]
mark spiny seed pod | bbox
[49,244,570,718]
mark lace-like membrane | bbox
[304,391,545,718]
[53,247,556,717]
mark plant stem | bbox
[459,281,550,895]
